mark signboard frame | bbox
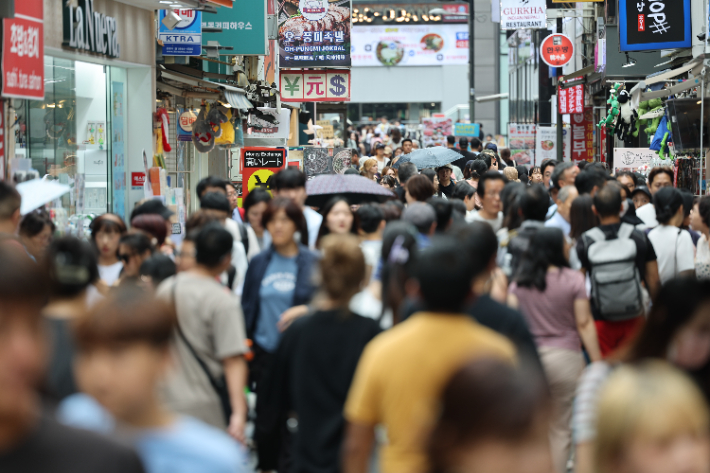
[618,0,691,52]
[280,69,351,102]
[2,0,44,100]
[158,9,202,57]
[201,0,267,56]
[241,147,286,201]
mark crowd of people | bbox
[1,142,710,473]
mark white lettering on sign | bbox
[65,0,120,58]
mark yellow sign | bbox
[316,120,335,139]
[248,169,275,196]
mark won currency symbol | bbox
[329,75,346,97]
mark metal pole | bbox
[469,0,476,129]
[700,70,705,194]
[556,17,563,162]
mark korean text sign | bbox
[159,10,202,56]
[280,70,350,102]
[501,0,546,30]
[201,0,267,55]
[278,0,351,67]
[558,79,584,115]
[241,148,286,201]
[540,34,573,68]
[2,0,44,100]
[619,0,691,51]
[571,108,594,162]
[508,123,535,166]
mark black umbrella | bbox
[305,174,395,208]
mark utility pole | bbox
[469,0,476,129]
[556,16,563,162]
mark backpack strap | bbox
[584,227,606,243]
[617,223,635,240]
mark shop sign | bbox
[352,3,469,25]
[558,78,584,115]
[454,123,481,138]
[352,25,469,67]
[248,109,291,139]
[279,0,351,67]
[158,10,201,56]
[241,147,286,200]
[540,34,573,68]
[619,0,691,51]
[63,0,120,58]
[177,108,197,142]
[280,69,350,102]
[535,126,557,164]
[572,108,594,163]
[131,172,146,189]
[508,123,535,166]
[201,0,267,55]
[613,148,655,171]
[303,148,352,179]
[500,0,546,31]
[316,120,335,139]
[2,0,44,100]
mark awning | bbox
[159,69,252,107]
[560,65,595,83]
[224,89,253,110]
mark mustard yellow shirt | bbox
[344,312,516,473]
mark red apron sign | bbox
[280,69,351,102]
[558,78,584,115]
[540,34,574,68]
[571,108,594,163]
[241,148,286,201]
[2,0,44,100]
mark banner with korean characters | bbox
[2,0,44,100]
[619,0,691,52]
[201,0,267,55]
[159,9,201,56]
[278,0,351,67]
[508,123,535,166]
[280,69,351,102]
[571,108,594,163]
[558,79,584,115]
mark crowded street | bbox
[2,1,710,473]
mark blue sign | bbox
[619,0,691,52]
[159,9,202,56]
[455,123,481,138]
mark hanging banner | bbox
[201,0,267,55]
[558,79,584,115]
[352,24,469,67]
[500,0,546,31]
[158,9,202,56]
[618,0,691,52]
[280,69,351,102]
[613,148,655,172]
[571,108,594,163]
[278,0,351,68]
[303,148,353,179]
[241,148,286,200]
[540,34,574,68]
[2,0,44,100]
[454,123,481,138]
[508,123,536,166]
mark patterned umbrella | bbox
[390,155,411,169]
[305,174,395,208]
[400,146,462,170]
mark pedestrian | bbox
[356,203,386,282]
[405,175,436,204]
[545,185,579,237]
[427,359,552,473]
[343,237,516,473]
[271,168,322,249]
[636,167,673,228]
[381,166,396,180]
[453,137,477,170]
[118,233,154,284]
[372,142,390,172]
[0,247,145,473]
[226,182,244,224]
[0,181,22,246]
[517,165,530,185]
[201,192,252,270]
[129,199,174,241]
[256,234,381,473]
[550,162,580,203]
[59,287,248,473]
[541,159,558,189]
[692,196,710,279]
[241,197,318,389]
[679,189,700,246]
[573,278,710,473]
[394,162,418,203]
[497,182,527,243]
[647,187,695,283]
[380,175,397,189]
[468,171,506,231]
[316,196,358,248]
[378,221,420,326]
[569,195,599,241]
[156,224,249,440]
[508,227,601,473]
[42,237,100,402]
[131,213,168,253]
[463,159,487,187]
[480,150,502,171]
[451,181,477,215]
[574,168,607,196]
[243,188,272,254]
[630,185,652,210]
[401,137,413,155]
[90,213,127,287]
[503,166,519,182]
[402,202,437,246]
[470,137,483,155]
[428,197,454,233]
[138,254,176,291]
[529,166,544,184]
[359,157,378,181]
[576,184,660,357]
[500,148,515,167]
[18,210,54,262]
[436,164,456,198]
[594,362,710,473]
[616,170,637,193]
[420,168,440,196]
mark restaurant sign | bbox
[63,0,120,58]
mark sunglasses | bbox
[119,253,133,263]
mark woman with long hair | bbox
[380,221,419,326]
[256,234,381,473]
[569,195,599,240]
[316,196,358,248]
[648,187,695,283]
[508,227,601,473]
[243,188,273,253]
[359,157,379,181]
[90,213,127,287]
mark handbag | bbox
[172,281,233,423]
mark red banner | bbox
[0,99,4,180]
[1,0,44,100]
[558,79,584,115]
[571,108,594,163]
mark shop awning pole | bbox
[701,74,704,195]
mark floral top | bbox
[696,234,710,280]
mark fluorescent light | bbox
[159,1,172,3]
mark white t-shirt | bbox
[466,210,504,233]
[636,203,659,228]
[648,225,695,284]
[98,261,123,286]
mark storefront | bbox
[4,0,155,231]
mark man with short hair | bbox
[0,248,145,472]
[196,176,253,257]
[467,171,506,232]
[470,137,483,155]
[616,171,637,193]
[575,168,607,196]
[411,139,420,150]
[436,164,456,198]
[394,162,419,204]
[0,182,23,250]
[343,237,515,473]
[550,163,579,197]
[445,135,457,150]
[157,224,250,440]
[401,138,413,155]
[225,182,244,224]
[636,167,674,229]
[575,184,660,356]
[356,204,386,280]
[272,168,322,249]
[541,159,558,189]
[197,176,228,198]
[402,202,437,247]
[453,137,477,170]
[546,185,578,236]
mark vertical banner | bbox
[2,0,44,100]
[241,148,286,200]
[0,100,4,180]
[111,82,125,220]
[158,9,202,56]
[571,108,594,163]
[618,0,691,51]
[558,81,584,115]
[508,123,535,166]
[278,0,351,67]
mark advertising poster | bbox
[241,148,286,200]
[352,24,468,67]
[420,117,453,148]
[508,123,535,166]
[571,108,594,163]
[201,0,267,55]
[158,9,201,56]
[619,0,691,52]
[303,148,352,179]
[535,126,557,164]
[247,109,291,139]
[2,0,44,100]
[500,0,546,31]
[613,148,655,173]
[111,82,125,220]
[278,0,351,68]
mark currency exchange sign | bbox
[280,69,351,102]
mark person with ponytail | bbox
[648,187,695,284]
[255,234,381,473]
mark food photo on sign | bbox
[278,0,351,67]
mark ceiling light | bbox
[622,53,637,68]
[159,1,172,3]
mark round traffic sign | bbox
[540,34,574,68]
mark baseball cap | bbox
[436,163,454,172]
[375,142,386,150]
[630,185,652,201]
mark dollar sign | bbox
[329,76,346,97]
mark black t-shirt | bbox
[439,180,456,197]
[0,415,145,473]
[452,149,477,170]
